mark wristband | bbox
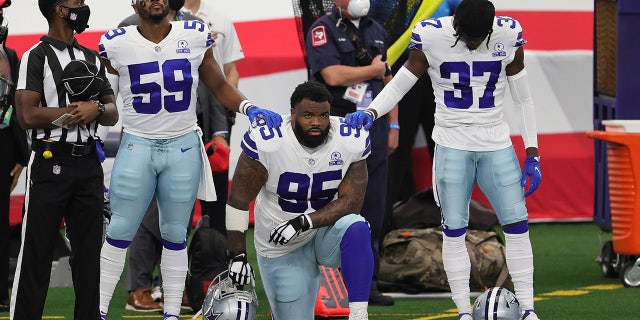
[238,100,253,115]
[389,122,400,130]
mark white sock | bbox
[348,301,368,319]
[100,242,127,314]
[504,231,535,311]
[442,233,472,315]
[161,246,188,316]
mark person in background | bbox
[12,0,119,318]
[97,0,281,319]
[115,0,201,312]
[305,0,398,306]
[226,81,373,320]
[345,0,542,319]
[182,0,245,235]
[382,0,461,251]
[0,1,28,313]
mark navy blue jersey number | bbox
[277,170,342,213]
[440,61,501,109]
[128,59,193,114]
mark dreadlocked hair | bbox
[451,0,495,49]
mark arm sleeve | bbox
[508,69,538,148]
[367,66,418,119]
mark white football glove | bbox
[269,214,311,245]
[228,252,255,286]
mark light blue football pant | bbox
[257,214,367,320]
[107,130,202,244]
[433,145,528,230]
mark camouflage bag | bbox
[379,228,510,293]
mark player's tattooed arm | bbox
[227,152,268,210]
[308,159,368,228]
[227,152,267,253]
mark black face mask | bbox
[168,0,184,11]
[63,5,90,34]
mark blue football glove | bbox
[246,105,282,128]
[345,110,375,130]
[521,156,542,197]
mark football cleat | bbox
[520,310,540,320]
[460,313,473,320]
[163,314,179,320]
[100,311,107,320]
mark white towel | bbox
[196,127,217,201]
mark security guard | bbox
[11,0,118,319]
[305,0,398,307]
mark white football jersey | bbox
[241,115,371,257]
[410,16,527,151]
[99,21,214,139]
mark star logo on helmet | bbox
[204,312,223,320]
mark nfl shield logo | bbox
[53,165,61,175]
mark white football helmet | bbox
[201,270,258,320]
[472,287,521,320]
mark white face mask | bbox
[347,0,370,18]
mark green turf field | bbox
[2,222,638,319]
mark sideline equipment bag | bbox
[379,228,510,293]
[185,215,228,311]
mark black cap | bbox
[61,60,103,102]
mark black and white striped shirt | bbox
[16,36,113,143]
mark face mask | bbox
[169,0,184,11]
[347,0,370,19]
[64,5,90,34]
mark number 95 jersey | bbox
[241,115,371,257]
[99,21,214,139]
[410,16,527,151]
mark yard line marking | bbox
[409,283,624,319]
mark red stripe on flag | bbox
[8,12,592,77]
[496,11,593,50]
[233,18,307,77]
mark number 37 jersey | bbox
[99,21,214,139]
[241,115,371,257]
[410,16,527,151]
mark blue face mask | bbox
[63,5,91,34]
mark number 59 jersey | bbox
[241,115,371,257]
[99,21,214,139]
[410,16,527,151]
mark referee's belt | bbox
[33,139,95,157]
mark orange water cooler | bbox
[588,120,640,287]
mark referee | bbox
[11,1,118,319]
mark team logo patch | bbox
[127,143,134,150]
[176,39,190,54]
[53,165,61,175]
[308,158,316,167]
[311,25,327,47]
[329,152,344,166]
[492,42,506,57]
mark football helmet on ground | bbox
[472,287,521,320]
[199,270,258,320]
